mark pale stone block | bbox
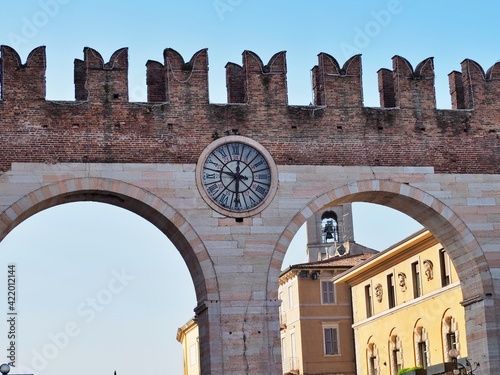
[482,244,500,253]
[403,166,435,174]
[10,162,34,171]
[368,166,402,174]
[278,172,296,182]
[215,265,253,273]
[87,163,123,172]
[399,183,411,197]
[206,240,241,253]
[142,170,173,180]
[7,174,43,184]
[122,163,156,172]
[425,173,456,183]
[252,290,266,300]
[456,174,487,183]
[428,190,453,199]
[469,222,495,231]
[4,208,17,221]
[278,198,309,211]
[155,163,185,172]
[247,216,261,226]
[165,197,198,210]
[490,268,500,279]
[468,182,500,191]
[250,226,285,234]
[244,245,275,254]
[467,197,495,206]
[183,164,196,172]
[0,196,20,206]
[487,213,500,222]
[173,188,198,199]
[174,171,195,181]
[411,182,442,191]
[422,193,435,207]
[196,225,231,235]
[295,206,310,221]
[103,170,143,181]
[188,216,220,227]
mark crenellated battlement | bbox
[73,47,129,102]
[1,45,499,110]
[0,45,46,101]
[0,46,498,174]
[381,56,436,110]
[456,59,500,110]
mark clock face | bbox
[196,137,277,217]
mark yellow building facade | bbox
[336,230,467,375]
[176,318,201,375]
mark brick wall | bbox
[0,45,499,174]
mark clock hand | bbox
[234,160,241,207]
[220,170,236,178]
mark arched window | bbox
[414,326,430,369]
[367,342,379,375]
[442,315,460,362]
[389,334,403,374]
[321,211,339,243]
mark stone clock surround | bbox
[195,135,279,218]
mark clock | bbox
[196,136,278,218]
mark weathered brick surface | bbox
[0,47,499,374]
[0,46,498,174]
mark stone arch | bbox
[269,178,496,371]
[0,177,218,304]
[269,179,489,301]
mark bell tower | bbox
[305,204,356,262]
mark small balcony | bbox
[279,311,287,330]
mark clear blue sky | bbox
[0,1,498,375]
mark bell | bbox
[323,220,334,233]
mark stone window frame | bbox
[389,334,403,375]
[322,323,340,356]
[321,211,339,244]
[367,341,379,375]
[320,278,336,305]
[442,315,460,362]
[414,325,430,368]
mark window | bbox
[447,332,457,351]
[189,343,197,367]
[321,211,339,243]
[323,326,339,355]
[390,335,403,374]
[443,316,460,362]
[281,336,286,364]
[290,332,298,369]
[417,341,428,369]
[412,261,422,298]
[391,349,401,374]
[321,280,335,304]
[387,273,396,308]
[365,284,373,318]
[288,285,294,309]
[370,356,378,375]
[367,343,379,375]
[439,248,451,287]
[415,326,429,369]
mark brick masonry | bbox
[0,46,499,374]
